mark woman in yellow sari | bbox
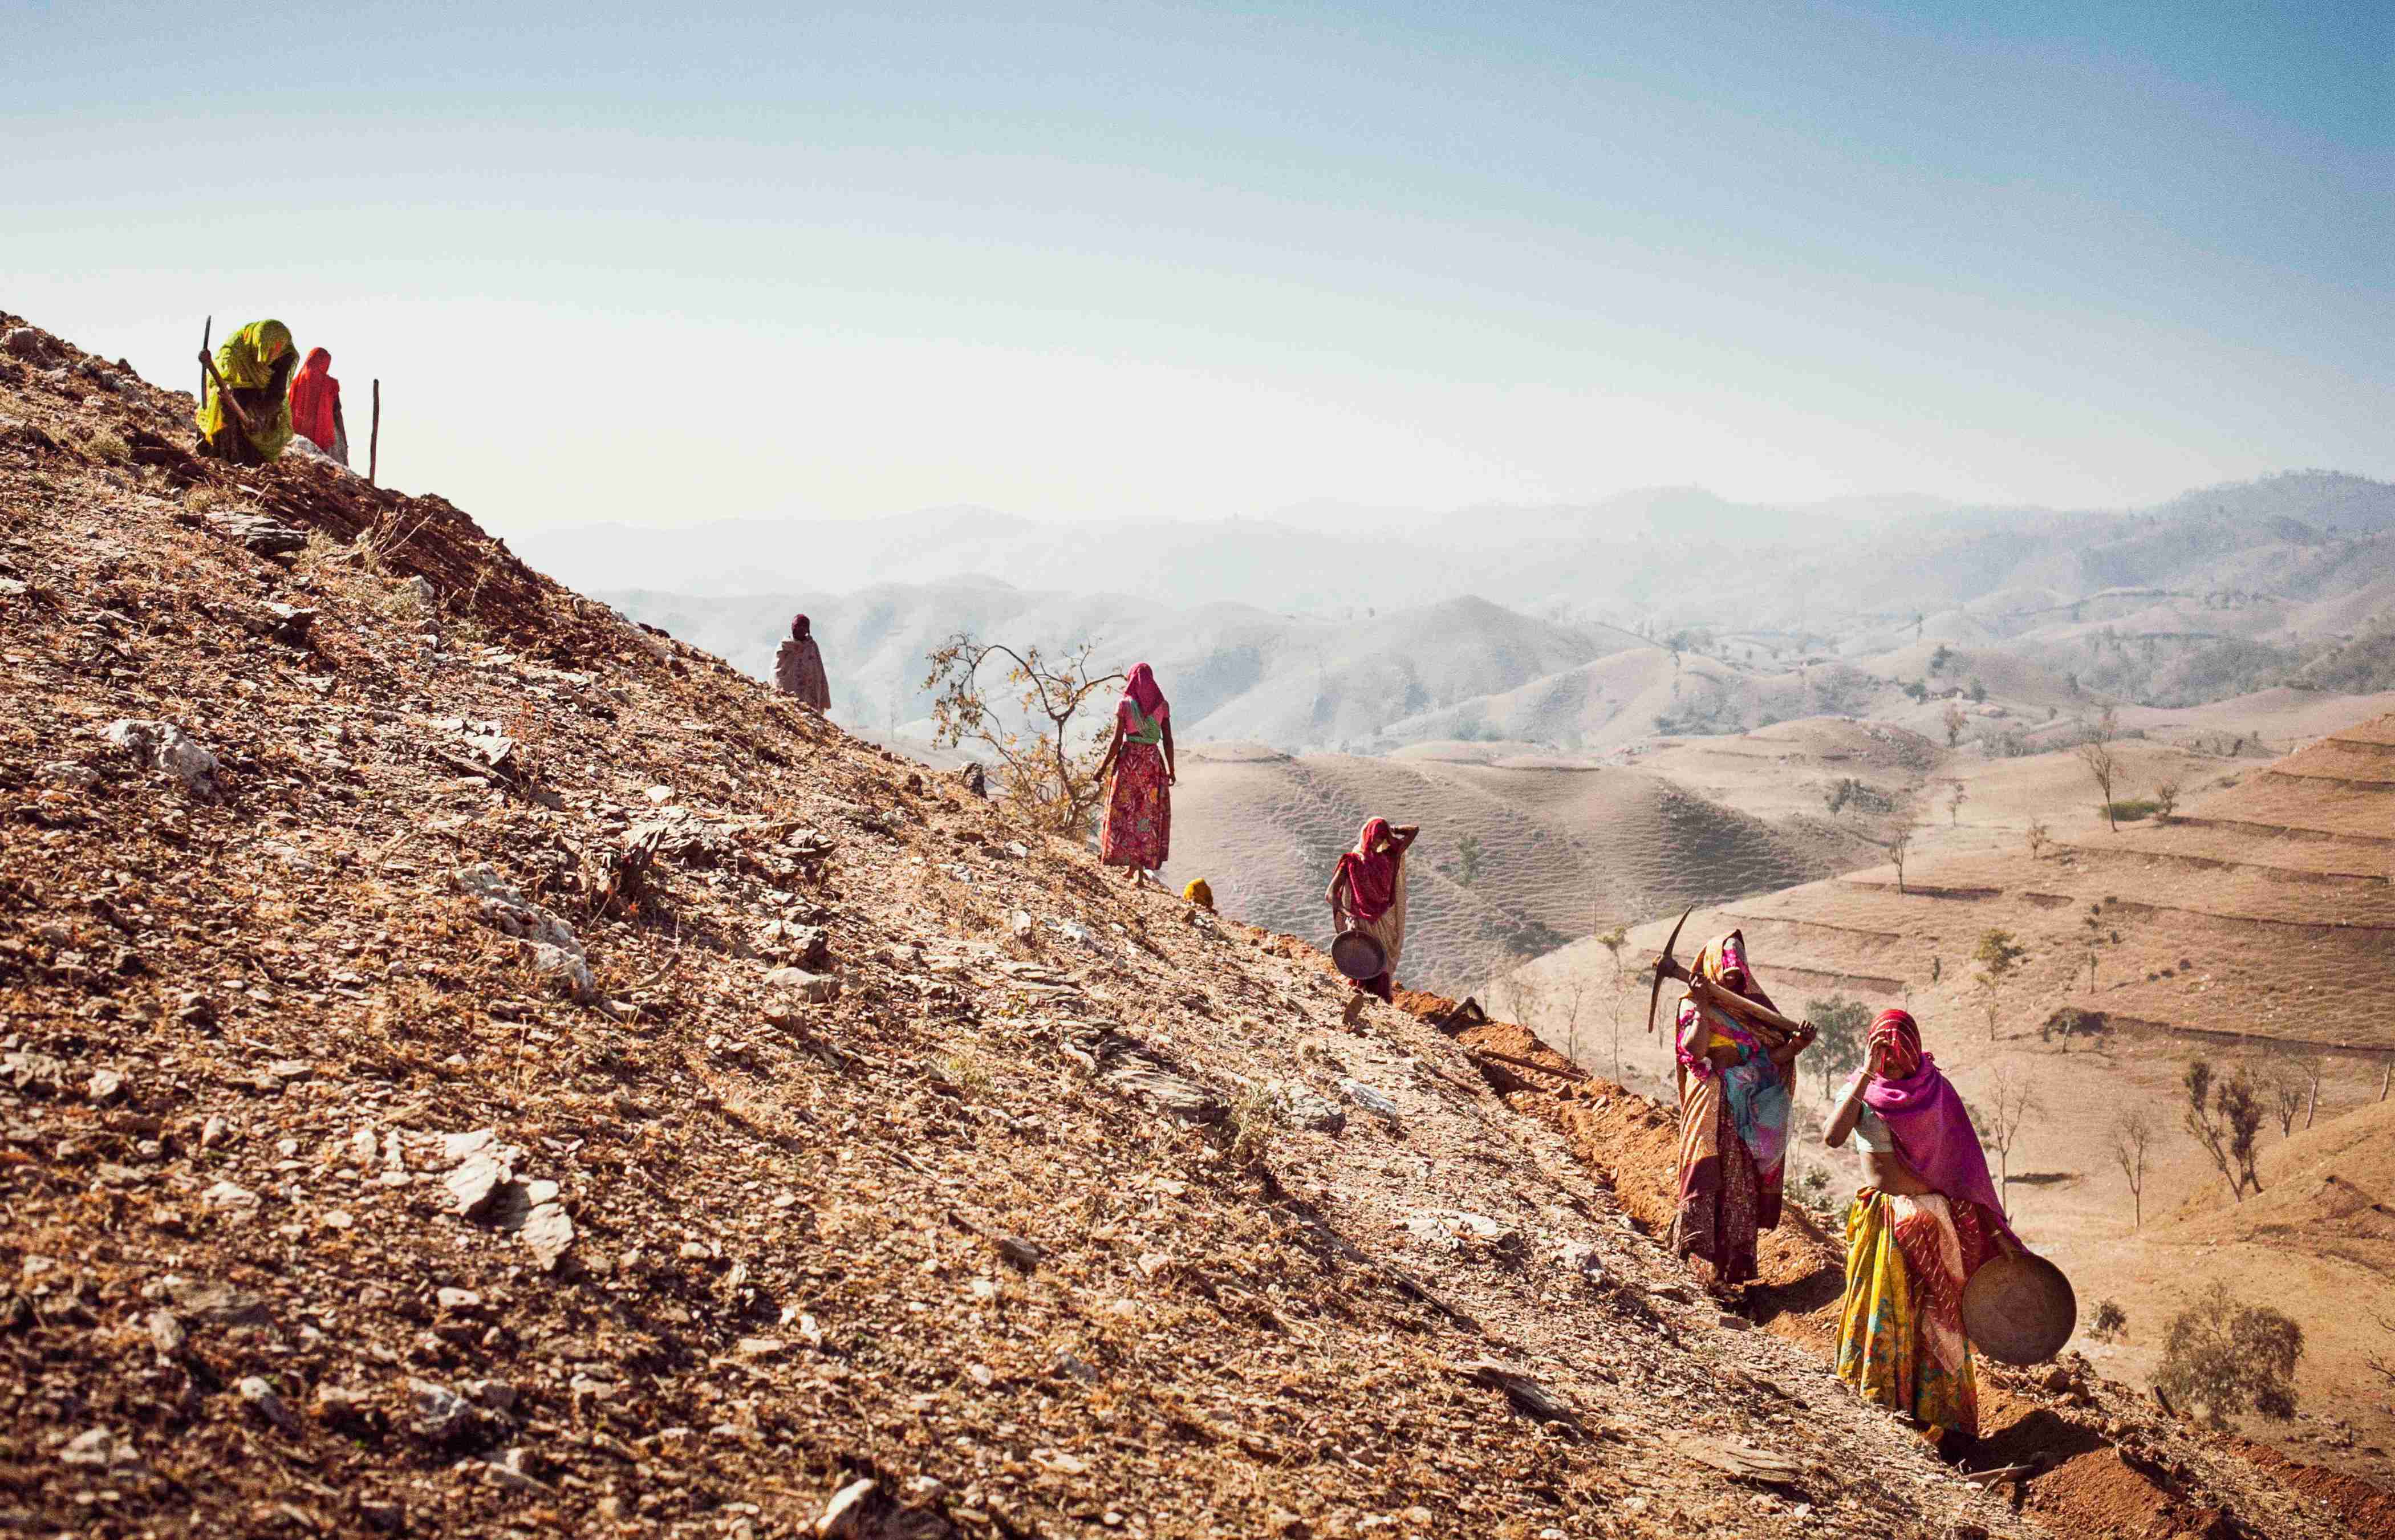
[1822,1009,2016,1455]
[195,319,298,465]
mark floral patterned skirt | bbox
[1836,1189,1996,1441]
[1099,742,1170,870]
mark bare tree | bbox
[2025,819,2050,860]
[1558,970,1592,1066]
[923,634,1125,834]
[2264,1059,2304,1138]
[1973,929,2028,1041]
[2263,1049,2326,1135]
[2154,777,2182,820]
[1595,925,1629,1077]
[1500,953,1550,1030]
[2110,1110,2156,1229]
[1889,822,1915,894]
[1942,700,1967,749]
[1983,1066,2040,1198]
[2183,1059,2265,1202]
[2078,707,2124,831]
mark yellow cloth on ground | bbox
[195,319,296,460]
[1182,879,1213,910]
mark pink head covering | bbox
[791,614,811,641]
[1118,662,1167,729]
[1335,817,1399,922]
[1863,1013,2013,1233]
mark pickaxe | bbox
[1643,905,1812,1047]
[197,350,255,437]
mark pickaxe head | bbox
[1645,905,1696,1035]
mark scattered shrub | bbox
[2103,798,2161,823]
[1226,1081,1281,1166]
[79,427,131,464]
[2089,1298,2129,1343]
[2156,1281,2301,1422]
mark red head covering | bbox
[1118,661,1167,729]
[1334,817,1399,922]
[1869,1008,1922,1079]
[791,613,811,641]
[287,347,338,452]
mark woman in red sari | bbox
[287,347,348,464]
[1327,816,1418,1021]
[1095,663,1175,884]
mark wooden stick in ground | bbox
[199,315,210,401]
[197,350,254,435]
[370,377,381,486]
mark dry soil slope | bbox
[2095,1098,2395,1500]
[1164,739,1864,994]
[1,311,2067,1540]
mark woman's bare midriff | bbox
[1864,1150,1937,1197]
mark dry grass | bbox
[76,427,131,465]
[1225,1078,1280,1166]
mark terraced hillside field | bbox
[1503,711,2395,1484]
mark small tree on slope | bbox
[2157,1282,2303,1424]
[924,633,1123,835]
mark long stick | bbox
[200,315,211,401]
[370,378,381,487]
[197,351,254,434]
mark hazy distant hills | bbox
[525,470,2394,633]
[572,471,2395,753]
[599,583,1639,750]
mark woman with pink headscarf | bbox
[1823,1009,2019,1454]
[1094,663,1175,883]
[1326,816,1418,1019]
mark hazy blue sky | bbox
[8,1,2389,532]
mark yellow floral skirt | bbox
[1835,1189,1980,1441]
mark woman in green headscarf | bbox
[195,319,298,464]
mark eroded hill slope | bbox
[1163,741,1869,994]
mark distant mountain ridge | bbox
[580,470,2395,753]
[531,471,2393,627]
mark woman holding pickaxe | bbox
[195,319,298,465]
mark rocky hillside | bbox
[0,311,2361,1539]
[0,311,2043,1538]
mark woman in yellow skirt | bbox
[1822,1009,2015,1453]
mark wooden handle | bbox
[1675,968,1808,1045]
[198,351,254,434]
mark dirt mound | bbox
[3,311,2079,1539]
